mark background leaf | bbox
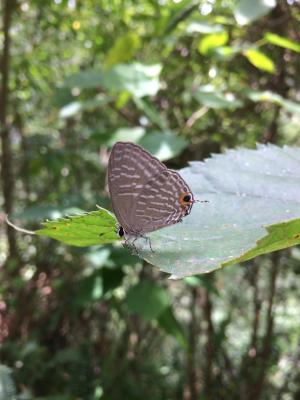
[138,131,188,161]
[65,63,162,97]
[109,129,188,161]
[245,89,300,115]
[264,32,300,53]
[126,281,171,320]
[235,0,277,25]
[194,86,243,109]
[186,21,224,34]
[108,127,146,145]
[104,32,141,67]
[198,32,229,55]
[59,96,109,119]
[244,48,275,73]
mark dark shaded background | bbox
[1,0,300,399]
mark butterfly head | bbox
[118,226,125,237]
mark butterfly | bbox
[107,142,195,243]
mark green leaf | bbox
[84,248,111,268]
[186,21,223,34]
[126,281,170,321]
[36,208,119,246]
[59,95,109,118]
[134,97,168,130]
[106,63,162,97]
[244,89,282,103]
[74,274,103,306]
[245,89,300,115]
[226,218,300,265]
[280,99,300,116]
[64,70,104,90]
[234,0,276,25]
[164,2,199,34]
[109,127,146,145]
[102,267,125,295]
[65,63,162,98]
[184,276,219,296]
[105,32,141,68]
[264,32,300,53]
[131,145,300,278]
[138,131,188,161]
[199,32,229,55]
[194,86,243,109]
[157,307,187,348]
[109,247,139,267]
[213,46,237,60]
[244,48,275,73]
[109,129,188,161]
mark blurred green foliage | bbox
[1,0,300,399]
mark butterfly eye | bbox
[118,226,125,237]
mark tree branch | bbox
[202,282,215,399]
[184,287,200,400]
[0,0,18,259]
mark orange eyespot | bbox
[179,192,193,206]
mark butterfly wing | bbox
[131,169,193,234]
[107,142,166,233]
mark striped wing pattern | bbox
[108,142,166,233]
[132,169,192,234]
[108,141,193,236]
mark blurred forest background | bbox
[1,0,300,399]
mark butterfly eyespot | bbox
[179,192,193,206]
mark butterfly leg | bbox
[131,240,140,257]
[139,234,154,253]
[123,234,154,255]
[123,237,140,257]
[148,237,154,253]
